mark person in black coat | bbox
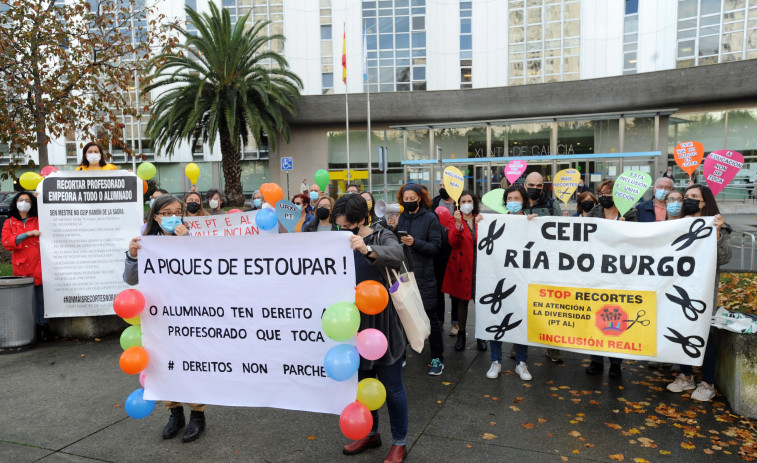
[387,183,445,376]
[432,184,456,334]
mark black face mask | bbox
[403,201,419,212]
[439,188,450,200]
[598,195,614,209]
[580,200,595,213]
[682,198,702,216]
[316,207,330,221]
[186,202,201,214]
[527,188,542,200]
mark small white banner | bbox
[139,232,357,414]
[185,210,278,237]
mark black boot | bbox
[162,406,185,439]
[36,324,49,343]
[477,339,488,351]
[454,330,466,351]
[182,410,206,443]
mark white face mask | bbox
[460,203,474,215]
[17,201,31,212]
[209,199,220,209]
[86,152,101,164]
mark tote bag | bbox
[385,263,430,353]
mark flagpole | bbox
[343,25,350,187]
[364,21,372,193]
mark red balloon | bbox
[41,166,59,177]
[260,183,284,206]
[355,280,389,315]
[227,209,242,214]
[435,206,453,227]
[119,346,149,375]
[113,289,145,319]
[339,401,373,440]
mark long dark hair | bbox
[143,194,183,236]
[361,191,377,221]
[685,184,720,216]
[80,141,107,168]
[458,190,480,215]
[8,191,38,220]
[503,185,528,209]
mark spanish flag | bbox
[341,30,347,84]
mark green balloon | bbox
[314,169,330,191]
[481,188,509,214]
[120,325,142,350]
[612,170,652,216]
[137,162,156,181]
[321,302,360,342]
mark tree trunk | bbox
[33,83,49,168]
[218,121,245,207]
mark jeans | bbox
[591,355,622,365]
[359,358,408,446]
[680,330,717,384]
[34,285,47,326]
[489,342,528,364]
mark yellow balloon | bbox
[442,167,465,204]
[185,163,200,185]
[356,378,386,411]
[553,168,581,204]
[124,315,141,326]
[19,172,43,190]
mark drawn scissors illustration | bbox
[622,310,650,329]
[485,312,522,341]
[663,327,705,358]
[477,220,505,255]
[478,278,516,314]
[671,218,713,251]
[665,285,707,321]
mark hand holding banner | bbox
[703,149,744,196]
[504,160,527,184]
[674,141,704,179]
[442,167,464,204]
[613,170,651,216]
[553,169,580,204]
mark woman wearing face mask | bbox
[206,188,225,215]
[123,195,207,442]
[292,193,313,232]
[304,196,336,232]
[664,190,684,220]
[387,183,445,376]
[76,142,117,171]
[486,185,539,381]
[666,184,731,402]
[183,191,207,217]
[442,191,485,353]
[2,191,47,341]
[585,179,637,378]
[361,191,387,229]
[245,190,265,211]
[573,192,598,217]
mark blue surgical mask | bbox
[506,201,522,214]
[159,215,182,234]
[666,201,682,216]
[655,189,668,201]
[295,204,303,212]
[309,191,319,202]
[253,198,262,208]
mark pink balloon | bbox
[227,209,242,214]
[435,206,453,227]
[40,166,59,177]
[504,160,528,184]
[703,149,744,196]
[356,328,388,361]
[139,371,146,387]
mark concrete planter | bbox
[0,276,36,351]
[715,329,757,419]
[49,315,127,340]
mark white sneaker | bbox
[515,361,532,381]
[666,374,696,393]
[486,361,501,379]
[691,381,716,402]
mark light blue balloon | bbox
[125,388,155,419]
[255,208,278,231]
[275,200,301,232]
[324,344,360,381]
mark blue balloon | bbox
[125,388,156,419]
[255,208,278,231]
[324,344,360,381]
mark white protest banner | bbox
[39,171,142,317]
[475,215,717,365]
[185,210,278,236]
[139,232,357,414]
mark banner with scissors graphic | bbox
[475,215,717,365]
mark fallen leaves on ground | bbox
[482,432,497,440]
[307,435,316,440]
[718,272,757,316]
[609,453,625,461]
[522,423,535,429]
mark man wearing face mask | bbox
[635,177,674,222]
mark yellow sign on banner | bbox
[526,284,657,356]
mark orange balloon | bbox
[119,346,149,375]
[673,141,704,178]
[142,179,148,194]
[260,183,283,205]
[355,280,389,315]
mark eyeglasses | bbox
[156,210,182,217]
[294,202,304,206]
[666,198,683,204]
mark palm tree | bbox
[144,4,302,206]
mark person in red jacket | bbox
[442,190,484,352]
[2,191,46,341]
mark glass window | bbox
[625,0,638,14]
[460,67,472,83]
[557,120,620,155]
[395,16,409,32]
[406,129,430,160]
[322,72,333,91]
[701,0,722,15]
[412,66,425,80]
[321,25,332,40]
[624,15,638,34]
[396,33,410,48]
[722,31,744,52]
[726,109,757,169]
[678,0,697,18]
[379,17,392,33]
[396,67,410,82]
[412,16,425,30]
[460,35,472,50]
[510,10,524,26]
[379,33,393,49]
[412,31,426,47]
[492,122,552,157]
[527,7,541,23]
[624,117,655,151]
[668,111,726,160]
[699,35,720,56]
[461,18,471,34]
[434,127,486,160]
